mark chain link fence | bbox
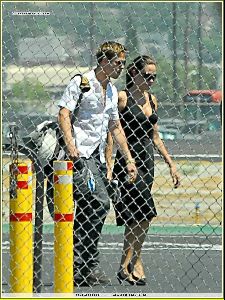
[2,1,222,296]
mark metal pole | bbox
[197,3,203,90]
[32,157,45,293]
[90,2,95,67]
[184,4,189,93]
[182,3,190,120]
[172,3,178,102]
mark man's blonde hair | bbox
[96,41,127,64]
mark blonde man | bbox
[58,41,137,286]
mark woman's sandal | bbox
[127,263,146,286]
[117,267,136,285]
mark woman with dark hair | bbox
[106,55,180,285]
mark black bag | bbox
[72,158,95,198]
[22,121,62,168]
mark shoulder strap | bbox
[70,74,91,125]
[125,89,135,108]
[148,93,156,110]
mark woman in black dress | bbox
[107,55,180,285]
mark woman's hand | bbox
[126,160,138,183]
[169,163,181,188]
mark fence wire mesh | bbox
[1,1,222,296]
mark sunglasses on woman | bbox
[142,73,157,81]
[114,59,126,67]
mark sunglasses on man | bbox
[142,73,157,81]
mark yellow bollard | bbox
[9,162,33,293]
[53,161,74,293]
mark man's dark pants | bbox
[73,153,110,281]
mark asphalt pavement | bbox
[1,228,222,297]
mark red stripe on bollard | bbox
[10,213,32,222]
[54,175,59,184]
[54,213,73,222]
[67,162,73,170]
[17,166,28,174]
[17,181,28,189]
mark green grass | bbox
[2,223,222,236]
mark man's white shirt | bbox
[57,69,119,162]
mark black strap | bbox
[58,74,87,151]
[71,92,83,125]
[148,93,156,110]
[70,73,90,125]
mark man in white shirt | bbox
[58,41,137,286]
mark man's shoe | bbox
[74,273,102,287]
[74,277,99,287]
[86,268,111,285]
[74,269,111,287]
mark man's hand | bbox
[106,168,113,181]
[67,143,80,160]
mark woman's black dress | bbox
[113,92,158,226]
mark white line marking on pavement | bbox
[2,241,222,251]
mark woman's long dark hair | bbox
[126,55,156,89]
